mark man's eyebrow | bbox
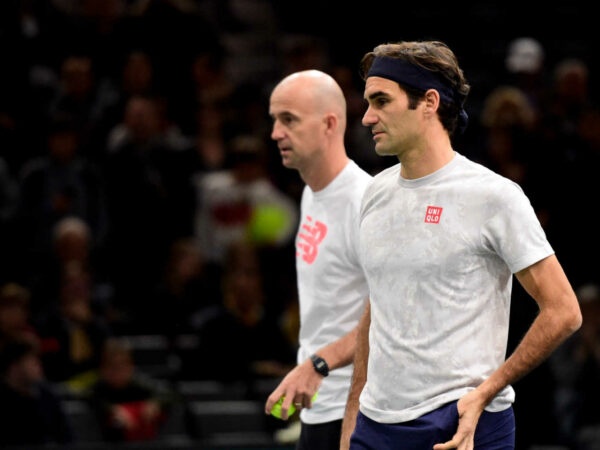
[365,91,388,101]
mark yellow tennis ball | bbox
[247,204,290,244]
[270,396,296,419]
[270,392,318,420]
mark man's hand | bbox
[433,391,484,450]
[264,358,322,420]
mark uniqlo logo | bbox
[424,206,443,223]
[297,215,327,264]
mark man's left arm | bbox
[434,254,582,450]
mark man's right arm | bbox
[264,309,364,419]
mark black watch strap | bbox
[310,354,329,377]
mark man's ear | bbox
[324,113,337,133]
[424,89,441,113]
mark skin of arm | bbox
[340,300,370,450]
[264,319,361,420]
[434,254,582,450]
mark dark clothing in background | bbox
[189,305,296,382]
[0,380,73,446]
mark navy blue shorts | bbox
[350,401,515,450]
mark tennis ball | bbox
[270,396,296,419]
[247,204,290,244]
[270,392,318,420]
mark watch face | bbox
[311,354,329,376]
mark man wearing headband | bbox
[340,41,581,450]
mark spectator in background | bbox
[188,102,230,171]
[89,48,163,162]
[193,133,299,270]
[172,45,236,136]
[475,85,549,221]
[478,85,539,184]
[504,37,548,114]
[0,338,73,447]
[14,114,109,285]
[88,337,173,443]
[105,92,192,238]
[185,240,296,386]
[540,57,596,150]
[27,215,115,329]
[538,57,600,289]
[168,102,233,239]
[105,92,189,157]
[36,260,112,391]
[136,237,222,338]
[46,53,119,156]
[112,49,160,115]
[550,283,600,449]
[119,49,156,94]
[0,282,39,347]
[0,0,68,173]
[102,94,189,317]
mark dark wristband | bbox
[310,354,329,377]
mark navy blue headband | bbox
[367,56,469,134]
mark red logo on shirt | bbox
[297,215,327,264]
[424,206,443,223]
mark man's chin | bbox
[374,146,393,157]
[281,158,296,169]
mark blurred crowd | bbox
[0,1,599,449]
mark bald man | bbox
[264,70,373,450]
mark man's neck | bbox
[304,152,349,192]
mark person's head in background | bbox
[576,283,600,333]
[98,338,134,389]
[46,115,80,164]
[163,238,204,291]
[58,54,95,102]
[120,50,156,98]
[505,37,545,80]
[552,57,589,110]
[0,283,37,345]
[53,215,91,267]
[228,134,268,183]
[504,37,546,107]
[0,338,44,395]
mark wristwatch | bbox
[310,354,329,377]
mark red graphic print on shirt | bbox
[297,215,327,264]
[424,205,443,223]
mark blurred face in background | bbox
[100,344,134,389]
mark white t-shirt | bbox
[358,152,553,423]
[296,160,372,424]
